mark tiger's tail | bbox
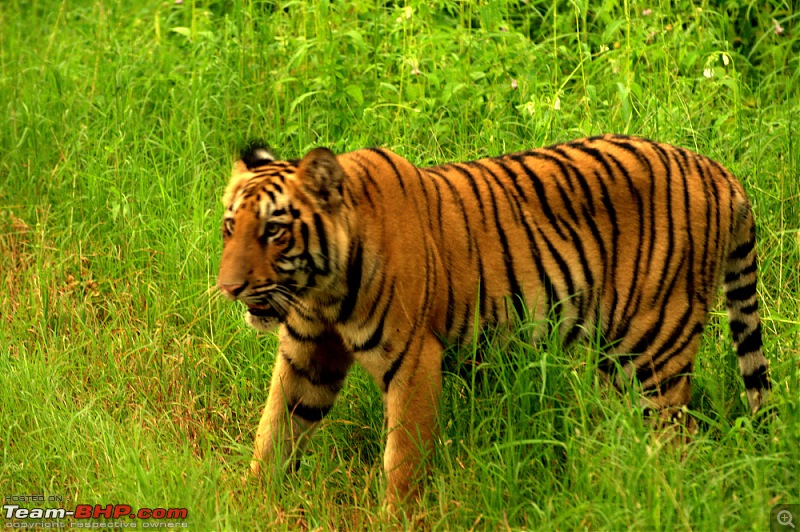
[724,199,771,413]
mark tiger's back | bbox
[218,134,769,506]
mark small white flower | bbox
[642,9,652,16]
[510,78,518,90]
[703,68,713,78]
[411,66,421,76]
[404,6,413,19]
[722,53,730,66]
[599,44,609,54]
[523,101,535,115]
[553,97,561,110]
[773,19,784,35]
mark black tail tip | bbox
[742,364,771,391]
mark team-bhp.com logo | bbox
[4,503,189,528]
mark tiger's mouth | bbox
[246,304,280,319]
[244,303,283,333]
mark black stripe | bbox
[290,401,332,422]
[638,142,666,292]
[366,148,406,194]
[736,323,762,357]
[528,151,580,223]
[449,163,487,228]
[469,160,521,223]
[558,143,605,216]
[511,155,567,240]
[650,143,677,308]
[403,247,440,382]
[481,159,551,323]
[563,324,583,346]
[682,153,697,299]
[727,283,757,302]
[282,352,345,388]
[729,239,755,260]
[383,241,436,389]
[538,227,576,305]
[444,283,456,336]
[299,219,310,250]
[416,167,437,235]
[312,213,330,274]
[644,361,693,396]
[724,260,757,284]
[559,219,593,319]
[347,159,375,208]
[351,154,383,201]
[352,285,395,352]
[693,156,715,292]
[580,203,607,274]
[383,348,407,389]
[728,319,748,338]
[494,158,530,203]
[476,252,488,319]
[594,174,620,339]
[618,251,689,362]
[429,169,474,258]
[338,239,363,322]
[355,268,388,328]
[284,322,321,343]
[604,150,647,333]
[424,168,447,246]
[637,321,703,384]
[298,220,317,287]
[540,147,577,193]
[454,298,474,343]
[742,365,771,390]
[292,302,321,322]
[473,163,525,320]
[738,301,759,315]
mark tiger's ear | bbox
[298,147,344,212]
[240,145,275,170]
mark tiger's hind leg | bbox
[616,310,709,434]
[632,355,700,440]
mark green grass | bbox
[1,0,798,529]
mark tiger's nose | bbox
[219,282,246,297]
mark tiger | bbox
[217,134,770,506]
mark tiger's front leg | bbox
[250,328,353,480]
[383,333,443,507]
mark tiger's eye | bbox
[265,222,281,236]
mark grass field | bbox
[1,0,799,529]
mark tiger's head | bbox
[217,145,349,331]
